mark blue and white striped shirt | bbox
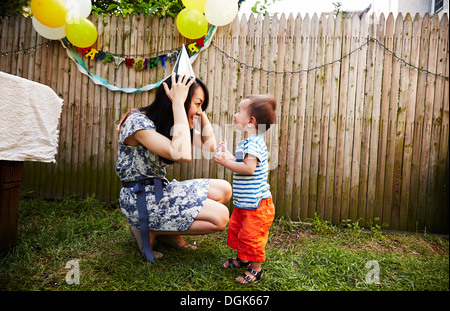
[232,134,272,209]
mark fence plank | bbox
[383,13,403,229]
[367,13,385,225]
[300,13,319,220]
[267,14,280,213]
[341,13,361,222]
[285,13,302,219]
[325,13,342,223]
[419,14,439,230]
[309,14,326,218]
[376,13,394,227]
[359,13,376,225]
[317,14,334,220]
[334,13,352,224]
[408,13,430,231]
[292,14,311,221]
[429,13,448,232]
[400,13,421,231]
[276,13,292,217]
[437,19,449,232]
[351,13,368,223]
[394,13,412,231]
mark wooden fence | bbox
[0,12,448,233]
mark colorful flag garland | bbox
[61,25,217,93]
[76,36,206,71]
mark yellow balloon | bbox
[31,0,69,28]
[182,0,207,13]
[65,17,97,48]
[176,8,208,40]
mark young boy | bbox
[214,94,277,284]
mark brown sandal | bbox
[235,268,263,285]
[222,257,251,269]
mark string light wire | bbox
[1,37,448,81]
[211,37,449,81]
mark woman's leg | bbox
[207,179,232,204]
[150,198,229,240]
[149,179,231,249]
[183,179,231,233]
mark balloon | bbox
[64,0,92,19]
[65,17,98,48]
[30,0,69,28]
[182,0,207,13]
[32,16,66,40]
[205,0,238,26]
[176,8,208,40]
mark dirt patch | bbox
[268,226,315,250]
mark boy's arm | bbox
[214,152,257,175]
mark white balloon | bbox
[205,0,238,26]
[32,16,66,40]
[64,0,92,19]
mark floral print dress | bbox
[116,109,210,231]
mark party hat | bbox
[172,44,196,77]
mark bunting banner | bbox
[60,25,217,93]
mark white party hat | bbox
[172,44,196,78]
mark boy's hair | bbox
[245,95,277,132]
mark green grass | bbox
[0,195,448,291]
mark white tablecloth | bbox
[0,71,63,163]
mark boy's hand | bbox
[216,139,227,153]
[214,151,229,166]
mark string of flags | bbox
[61,25,217,93]
[75,37,206,71]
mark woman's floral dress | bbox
[116,109,210,231]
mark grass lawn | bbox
[0,195,448,292]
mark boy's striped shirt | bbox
[232,134,271,209]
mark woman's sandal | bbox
[129,226,163,259]
[156,235,198,250]
[235,268,263,285]
[223,257,251,269]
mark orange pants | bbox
[227,197,275,262]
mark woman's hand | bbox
[163,73,195,106]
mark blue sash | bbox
[122,178,168,262]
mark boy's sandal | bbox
[223,257,251,269]
[235,268,263,285]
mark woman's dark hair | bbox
[140,75,209,164]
